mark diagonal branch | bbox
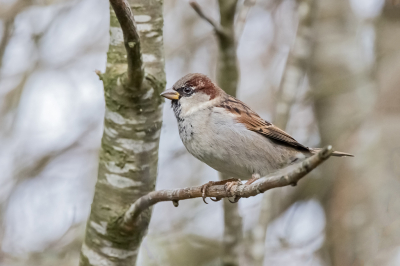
[117,145,334,231]
[0,18,14,70]
[235,0,257,43]
[273,0,316,129]
[109,0,144,88]
[189,1,225,36]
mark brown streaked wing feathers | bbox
[218,96,309,151]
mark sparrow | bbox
[161,73,353,203]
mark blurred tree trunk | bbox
[309,0,383,265]
[247,0,316,264]
[79,1,165,266]
[249,0,397,265]
[216,1,243,265]
[247,1,400,265]
[216,0,239,97]
[321,2,400,265]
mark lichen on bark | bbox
[79,1,165,265]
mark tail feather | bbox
[311,148,354,157]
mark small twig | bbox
[94,69,104,80]
[109,0,144,88]
[235,0,257,43]
[0,17,14,70]
[119,145,334,230]
[189,1,225,36]
[273,0,316,129]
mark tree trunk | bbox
[323,3,400,265]
[249,1,317,264]
[79,1,165,265]
[309,0,379,265]
[216,0,239,97]
[215,1,243,266]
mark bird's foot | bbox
[224,179,243,203]
[210,196,222,202]
[200,178,241,204]
[226,174,261,203]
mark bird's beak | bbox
[160,89,180,100]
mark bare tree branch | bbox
[235,0,257,42]
[118,145,334,231]
[109,0,144,88]
[189,1,225,36]
[273,0,316,129]
[0,18,14,70]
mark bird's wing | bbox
[218,96,309,151]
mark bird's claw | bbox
[200,179,241,204]
[201,181,215,204]
[228,196,241,203]
[224,179,243,203]
[210,197,222,202]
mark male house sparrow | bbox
[161,73,353,203]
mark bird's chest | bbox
[172,100,211,145]
[175,109,217,157]
[176,110,239,164]
[177,118,195,143]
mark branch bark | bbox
[109,0,143,88]
[79,0,165,265]
[118,146,334,234]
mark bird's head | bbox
[160,73,223,116]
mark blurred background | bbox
[1,0,400,265]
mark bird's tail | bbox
[310,148,354,157]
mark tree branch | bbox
[0,18,14,70]
[118,145,334,230]
[109,0,144,88]
[189,1,225,36]
[273,0,316,129]
[235,0,256,43]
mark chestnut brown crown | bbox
[161,73,222,100]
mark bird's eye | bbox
[183,87,192,94]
